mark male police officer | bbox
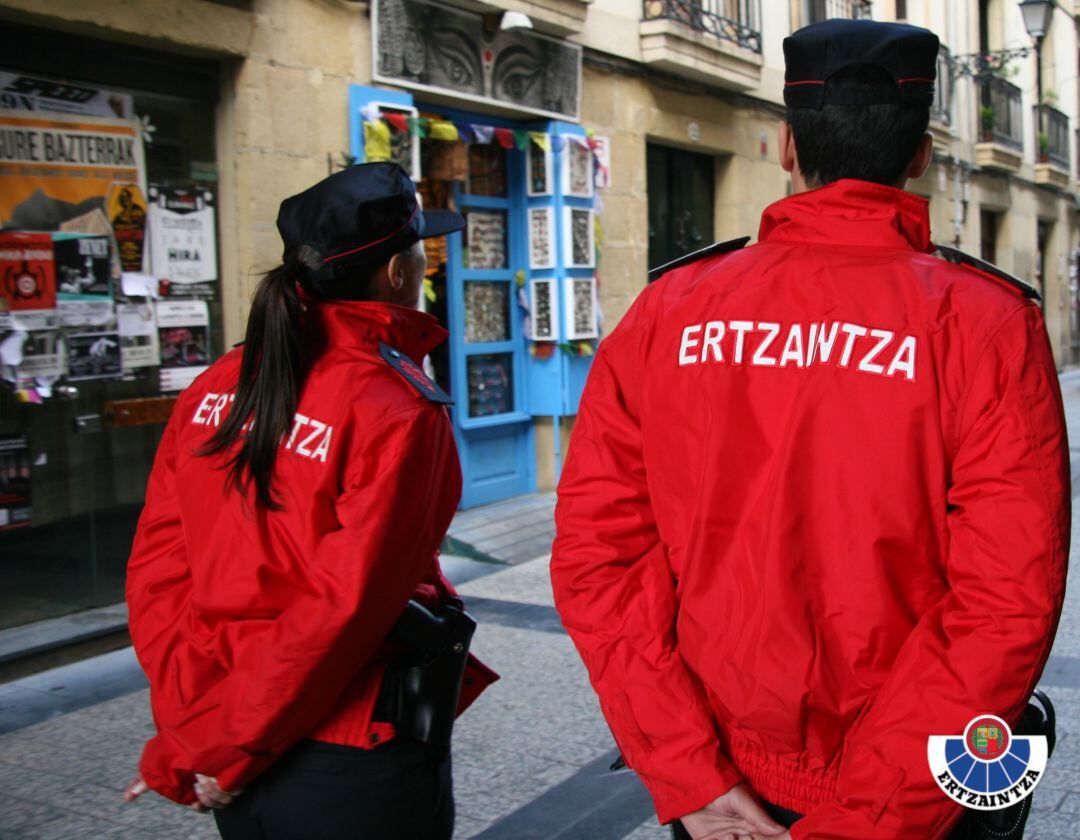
[551,19,1070,840]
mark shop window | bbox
[464,281,511,343]
[467,145,508,197]
[0,26,221,630]
[980,210,999,264]
[647,144,715,276]
[467,353,514,418]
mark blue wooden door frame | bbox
[432,104,537,508]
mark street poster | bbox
[117,302,159,370]
[54,234,111,296]
[0,231,56,311]
[148,186,218,283]
[58,297,115,330]
[157,299,209,392]
[0,433,31,531]
[66,332,122,380]
[0,109,146,234]
[4,309,63,380]
[0,71,133,119]
[107,182,148,273]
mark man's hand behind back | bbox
[680,782,789,840]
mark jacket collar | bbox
[757,179,933,253]
[302,297,448,362]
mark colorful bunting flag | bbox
[383,113,409,134]
[408,116,428,139]
[528,131,550,152]
[363,120,391,162]
[454,122,476,143]
[429,120,459,141]
[512,130,530,150]
[493,127,515,149]
[471,124,495,144]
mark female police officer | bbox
[122,162,495,839]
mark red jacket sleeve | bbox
[127,397,225,736]
[551,297,744,825]
[791,305,1070,839]
[135,403,461,803]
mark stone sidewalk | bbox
[4,537,1080,839]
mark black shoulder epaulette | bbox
[647,236,751,280]
[379,342,453,405]
[934,243,1041,302]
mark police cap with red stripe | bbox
[783,19,939,109]
[276,161,464,290]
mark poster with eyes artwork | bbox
[561,138,594,198]
[528,207,555,270]
[563,207,595,269]
[564,275,598,340]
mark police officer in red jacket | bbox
[551,20,1069,840]
[123,162,496,839]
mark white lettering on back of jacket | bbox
[189,392,334,462]
[678,320,916,381]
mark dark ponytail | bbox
[202,259,306,509]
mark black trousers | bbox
[213,738,453,840]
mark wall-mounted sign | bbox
[529,207,555,270]
[527,142,552,196]
[562,139,594,198]
[565,276,599,340]
[530,277,558,341]
[373,0,582,121]
[563,207,595,269]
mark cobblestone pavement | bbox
[3,377,1080,839]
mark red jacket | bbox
[551,180,1070,838]
[127,299,496,804]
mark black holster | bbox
[374,598,476,748]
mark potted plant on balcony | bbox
[1037,131,1050,163]
[979,105,995,141]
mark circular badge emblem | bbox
[15,271,38,298]
[929,714,1049,811]
[964,715,1010,761]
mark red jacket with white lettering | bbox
[551,180,1070,838]
[127,299,496,805]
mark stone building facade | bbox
[0,1,1075,625]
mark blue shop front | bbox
[357,1,599,509]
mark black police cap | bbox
[784,19,939,109]
[276,162,464,288]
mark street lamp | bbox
[1019,0,1053,102]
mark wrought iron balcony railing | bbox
[807,0,872,24]
[642,0,763,54]
[1035,103,1069,169]
[977,76,1023,150]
